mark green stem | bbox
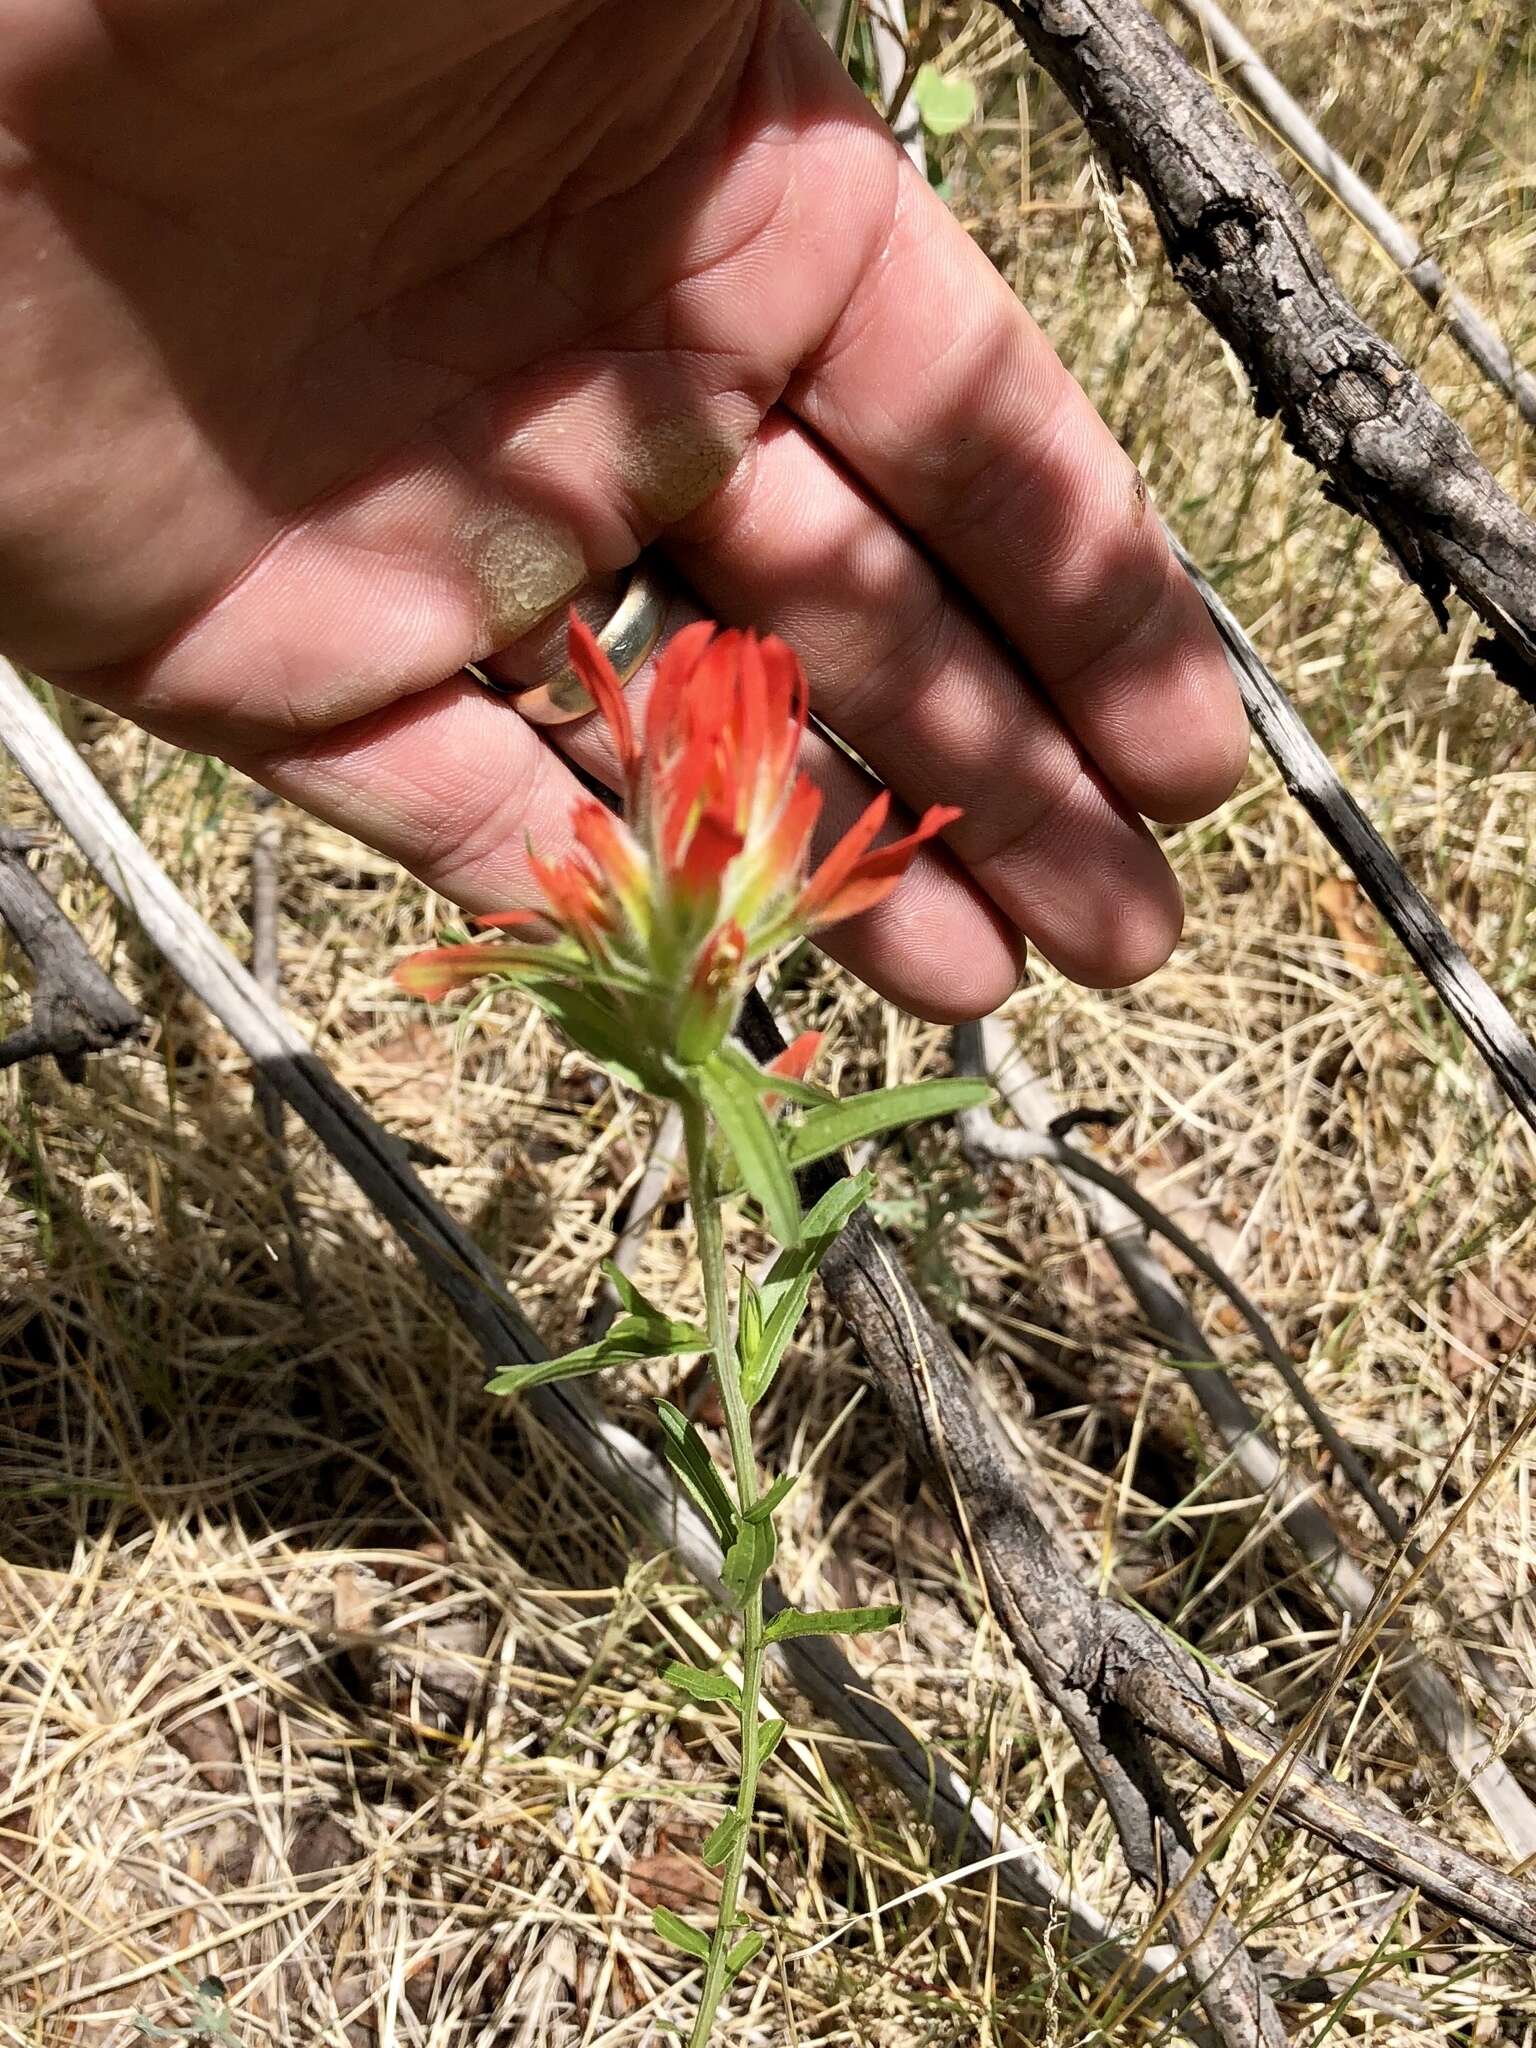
[681,1093,765,2048]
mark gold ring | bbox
[470,560,669,726]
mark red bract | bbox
[395,613,960,1069]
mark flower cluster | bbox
[397,615,957,1083]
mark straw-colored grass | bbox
[2,3,1534,2040]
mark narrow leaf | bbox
[702,1056,802,1244]
[745,1472,798,1523]
[743,1171,872,1405]
[755,1718,787,1769]
[764,1603,903,1645]
[722,1513,776,1603]
[657,1401,738,1553]
[783,1079,993,1170]
[652,1906,711,1961]
[726,1931,765,1976]
[486,1312,708,1397]
[602,1260,670,1323]
[663,1660,742,1708]
[701,1812,746,1867]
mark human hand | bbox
[0,0,1247,1020]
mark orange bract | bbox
[395,613,960,1063]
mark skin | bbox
[0,0,1250,1021]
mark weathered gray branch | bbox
[0,827,140,1078]
[1172,533,1536,1134]
[1166,0,1536,429]
[995,0,1536,697]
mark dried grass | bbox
[3,3,1536,2040]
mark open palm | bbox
[0,0,1246,1018]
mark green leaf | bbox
[602,1260,670,1322]
[742,1171,873,1404]
[485,1312,708,1397]
[701,1056,802,1245]
[652,1905,711,1961]
[764,1603,903,1645]
[722,1512,776,1603]
[755,1718,787,1769]
[912,61,977,135]
[783,1079,993,1171]
[745,1472,797,1524]
[736,1269,764,1374]
[664,1660,742,1708]
[521,976,669,1095]
[656,1401,738,1553]
[726,1931,765,1977]
[702,1812,746,1867]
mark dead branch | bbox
[1166,0,1536,429]
[956,1015,1536,1862]
[993,0,1536,698]
[0,827,140,1079]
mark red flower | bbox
[395,614,959,1067]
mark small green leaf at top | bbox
[652,1905,712,1961]
[726,1931,765,1977]
[664,1660,742,1709]
[783,1079,992,1171]
[702,1811,746,1867]
[912,62,977,136]
[764,1603,903,1645]
[744,1472,797,1524]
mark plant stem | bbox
[681,1093,766,2048]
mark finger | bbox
[663,408,1184,987]
[778,11,1248,826]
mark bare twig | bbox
[869,0,929,176]
[0,827,140,1078]
[993,0,1536,697]
[956,1015,1536,1862]
[1166,0,1536,428]
[1174,532,1536,1135]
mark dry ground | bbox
[2,2,1535,2041]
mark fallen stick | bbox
[0,658,1192,2018]
[994,0,1536,697]
[1166,0,1536,429]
